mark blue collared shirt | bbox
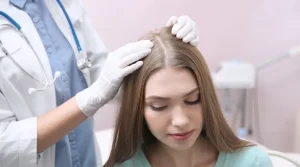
[9,0,97,166]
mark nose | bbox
[171,106,189,128]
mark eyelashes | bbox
[150,106,167,111]
[150,96,201,111]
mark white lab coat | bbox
[0,0,108,166]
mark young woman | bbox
[104,27,273,167]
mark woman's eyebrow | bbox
[183,88,199,97]
[145,87,199,100]
[145,96,170,101]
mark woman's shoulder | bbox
[220,146,273,167]
[113,156,138,167]
[113,160,135,167]
[113,147,150,167]
[113,145,273,167]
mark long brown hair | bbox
[104,27,252,167]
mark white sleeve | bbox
[0,91,38,167]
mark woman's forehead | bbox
[145,67,199,98]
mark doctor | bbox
[0,0,199,167]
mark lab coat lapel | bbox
[0,2,53,84]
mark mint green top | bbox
[114,146,273,167]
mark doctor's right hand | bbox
[75,40,153,117]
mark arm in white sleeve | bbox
[0,91,88,167]
[0,91,38,167]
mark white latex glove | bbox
[166,15,199,47]
[75,40,153,117]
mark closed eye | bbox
[150,105,167,111]
[185,97,201,105]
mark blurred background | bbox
[82,0,300,153]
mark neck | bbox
[146,137,218,167]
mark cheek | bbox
[144,109,169,135]
[189,105,203,126]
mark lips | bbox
[170,130,195,140]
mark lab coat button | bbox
[47,47,53,53]
[33,17,40,23]
[61,75,68,82]
[69,134,75,140]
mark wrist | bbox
[75,77,119,117]
[75,85,100,117]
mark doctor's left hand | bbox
[75,40,153,117]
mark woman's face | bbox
[144,67,203,150]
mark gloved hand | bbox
[166,15,199,47]
[75,40,153,117]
